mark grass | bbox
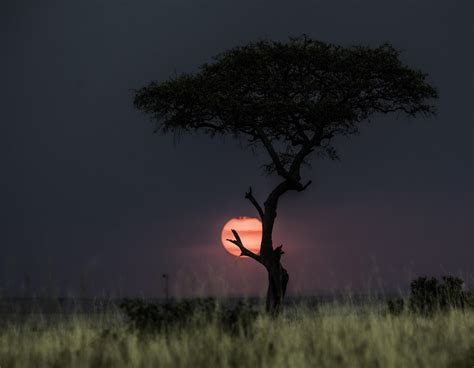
[0,302,473,368]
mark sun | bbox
[221,217,262,257]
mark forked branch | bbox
[297,180,312,192]
[255,126,290,179]
[227,229,263,264]
[245,186,265,220]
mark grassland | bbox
[0,301,473,368]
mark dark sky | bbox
[1,0,473,298]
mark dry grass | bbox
[0,303,473,368]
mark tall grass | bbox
[0,302,473,368]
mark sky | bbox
[1,0,473,298]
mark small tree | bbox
[134,35,437,314]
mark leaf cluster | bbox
[134,35,437,175]
[387,276,472,316]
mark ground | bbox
[0,299,473,368]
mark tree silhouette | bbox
[134,35,437,314]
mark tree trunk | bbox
[266,262,289,314]
[238,181,303,314]
[261,181,291,314]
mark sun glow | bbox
[220,217,262,257]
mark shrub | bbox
[387,298,404,316]
[409,277,440,315]
[409,276,469,315]
[465,291,474,309]
[437,276,465,310]
[220,301,259,335]
[119,298,259,334]
[119,298,167,332]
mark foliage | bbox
[120,298,216,332]
[221,300,260,335]
[409,276,469,315]
[134,35,438,176]
[119,298,259,335]
[436,276,467,310]
[465,290,474,308]
[387,298,404,316]
[387,276,472,316]
[409,277,441,315]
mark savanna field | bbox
[1,297,473,368]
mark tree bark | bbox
[228,181,310,314]
[266,261,289,314]
[260,181,291,314]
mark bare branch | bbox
[226,229,263,264]
[244,186,265,220]
[274,244,285,262]
[297,180,312,192]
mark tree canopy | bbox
[134,35,437,188]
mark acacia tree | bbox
[134,36,437,314]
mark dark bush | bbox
[409,277,440,315]
[119,299,166,332]
[120,298,220,332]
[408,276,469,315]
[465,291,474,309]
[119,298,259,334]
[437,276,465,310]
[387,298,404,316]
[221,301,259,335]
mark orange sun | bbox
[221,217,262,257]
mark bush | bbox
[120,298,219,332]
[120,298,165,332]
[387,276,473,316]
[465,291,474,309]
[409,277,440,315]
[119,298,259,334]
[220,301,259,335]
[437,276,465,310]
[387,298,404,316]
[409,276,469,315]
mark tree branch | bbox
[285,134,318,187]
[227,229,263,264]
[297,180,312,192]
[245,186,265,220]
[274,244,285,262]
[255,126,290,179]
[291,116,311,145]
[194,121,224,132]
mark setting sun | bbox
[221,217,262,257]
